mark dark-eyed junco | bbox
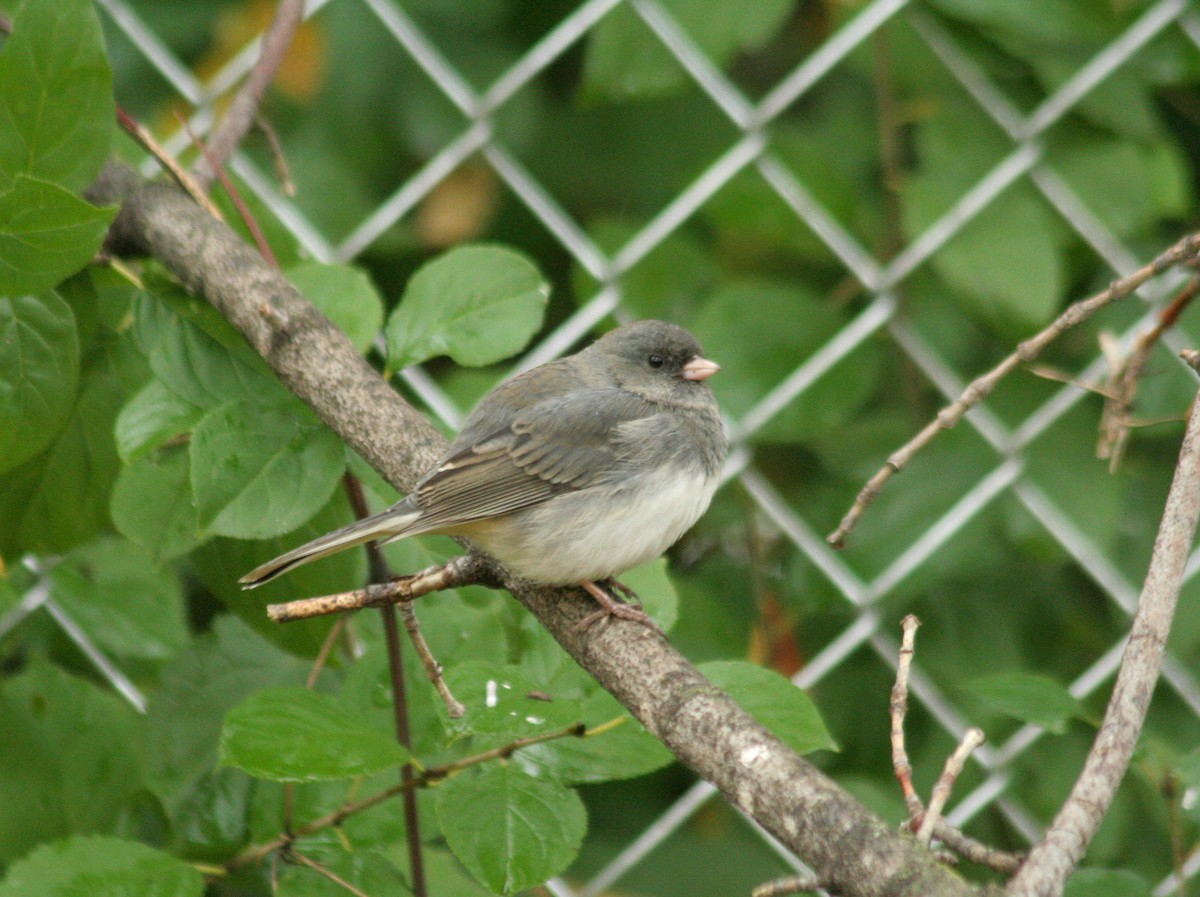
[241,320,726,626]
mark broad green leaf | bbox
[515,688,673,784]
[699,660,838,755]
[287,261,384,354]
[618,559,678,632]
[437,764,586,895]
[442,661,584,738]
[0,292,79,474]
[0,176,114,295]
[965,672,1084,734]
[0,836,202,897]
[114,379,203,462]
[49,536,188,660]
[0,661,142,863]
[143,616,312,808]
[169,767,252,862]
[385,244,548,369]
[132,286,289,409]
[1062,869,1152,897]
[582,0,792,100]
[220,687,409,782]
[692,281,880,443]
[111,447,203,563]
[275,845,411,897]
[191,399,346,539]
[0,0,114,192]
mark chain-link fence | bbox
[10,0,1200,892]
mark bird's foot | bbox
[576,579,660,633]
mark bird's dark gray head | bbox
[592,320,720,402]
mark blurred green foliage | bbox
[2,0,1200,894]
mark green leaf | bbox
[1062,868,1152,897]
[437,764,586,895]
[965,672,1084,734]
[515,688,673,784]
[144,616,312,808]
[111,447,203,564]
[114,379,203,463]
[0,660,142,863]
[442,661,584,738]
[0,176,114,295]
[287,261,384,354]
[618,559,678,632]
[132,286,289,409]
[699,660,838,755]
[0,836,202,897]
[0,291,79,475]
[220,687,409,782]
[0,0,114,192]
[49,536,188,661]
[191,399,346,539]
[582,0,792,100]
[385,244,548,369]
[275,845,412,897]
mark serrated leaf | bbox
[191,399,345,539]
[0,661,142,863]
[49,536,188,660]
[287,261,384,354]
[437,764,586,895]
[699,660,838,755]
[0,0,114,192]
[385,244,548,369]
[0,176,114,295]
[114,379,203,462]
[442,661,583,738]
[111,449,203,564]
[220,687,409,782]
[144,616,313,808]
[0,835,202,897]
[965,672,1083,734]
[0,291,79,475]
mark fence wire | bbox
[16,0,1200,893]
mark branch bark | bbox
[89,164,993,897]
[1007,370,1200,897]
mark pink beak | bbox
[682,355,720,381]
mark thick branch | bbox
[92,166,991,897]
[1008,372,1200,897]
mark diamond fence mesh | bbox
[11,0,1200,893]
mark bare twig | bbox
[752,874,825,897]
[399,601,466,718]
[257,113,296,196]
[931,823,1022,875]
[194,0,306,190]
[116,108,223,221]
[916,728,984,844]
[1008,364,1200,897]
[891,615,923,822]
[266,554,490,622]
[829,231,1200,548]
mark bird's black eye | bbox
[648,354,664,369]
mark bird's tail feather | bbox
[239,502,423,588]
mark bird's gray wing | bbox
[410,387,658,531]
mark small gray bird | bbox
[240,320,726,626]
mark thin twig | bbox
[930,822,1023,875]
[194,0,306,190]
[829,230,1200,548]
[916,728,984,844]
[1008,360,1200,897]
[399,601,466,717]
[116,107,223,220]
[752,874,825,897]
[257,113,296,196]
[266,554,487,622]
[288,849,375,897]
[891,615,923,822]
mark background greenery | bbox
[2,0,1200,894]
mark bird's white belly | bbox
[472,467,719,585]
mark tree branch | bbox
[90,164,993,897]
[1007,361,1200,897]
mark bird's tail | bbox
[239,500,423,588]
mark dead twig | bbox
[752,874,825,897]
[116,107,223,221]
[829,231,1200,548]
[891,615,923,822]
[916,728,984,844]
[194,0,305,190]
